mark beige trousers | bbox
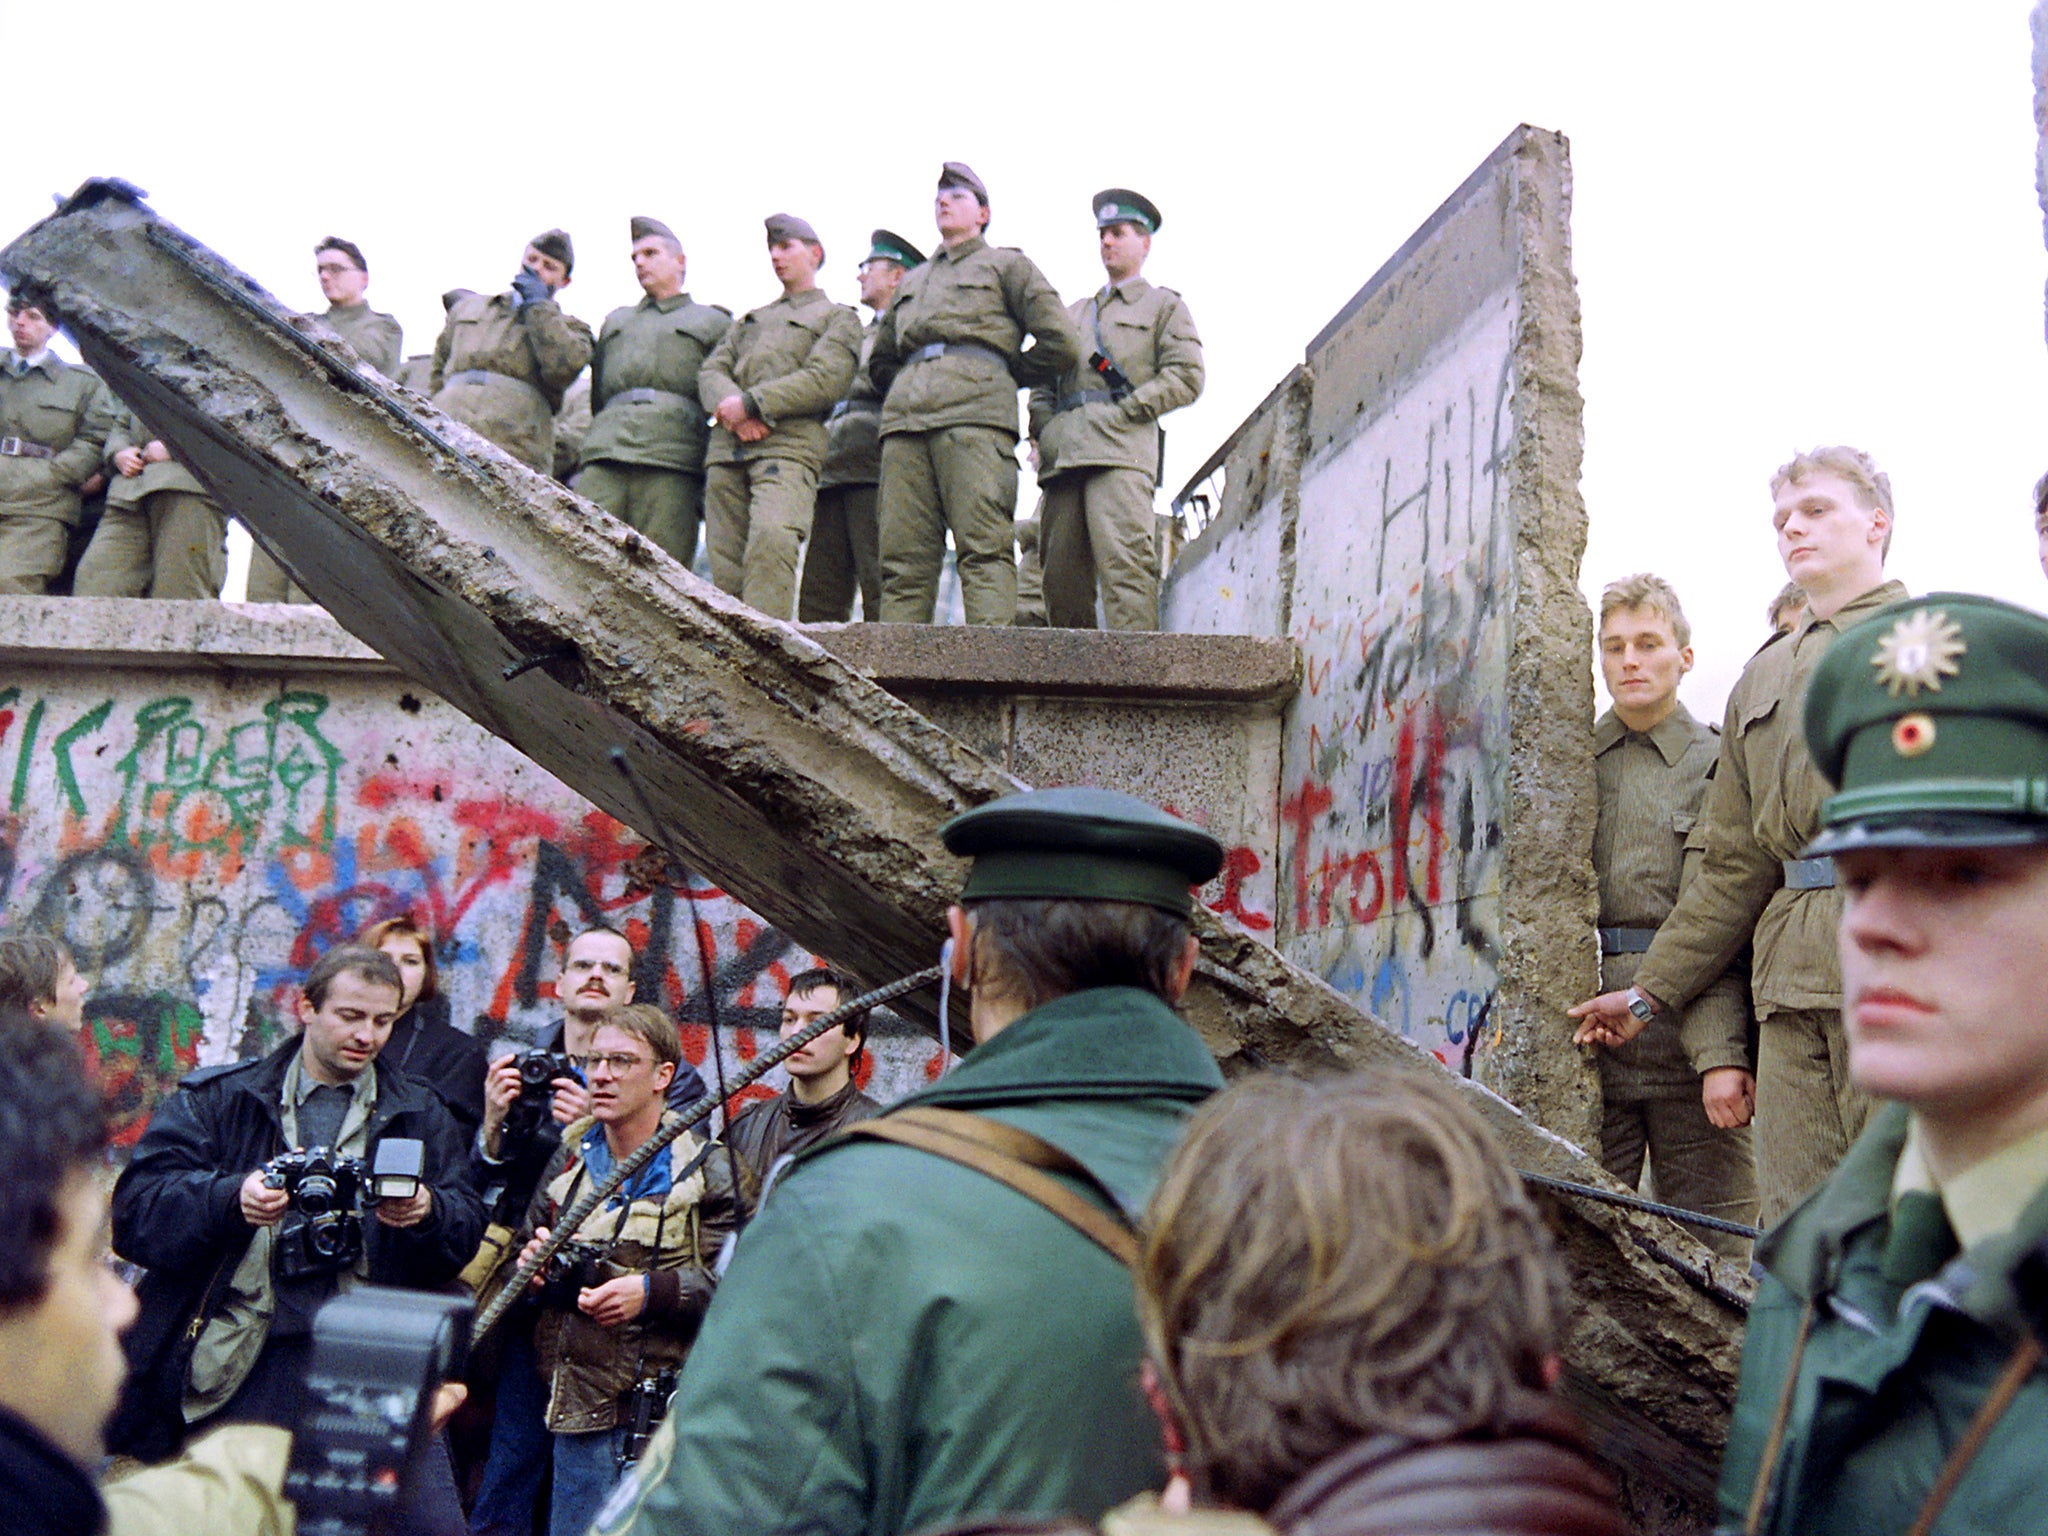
[703,458,819,619]
[74,491,227,600]
[1754,1006,1870,1224]
[877,427,1019,626]
[1039,466,1161,630]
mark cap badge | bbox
[1872,609,1965,698]
[1891,712,1937,757]
[1099,204,1118,222]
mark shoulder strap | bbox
[837,1105,1138,1267]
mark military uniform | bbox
[596,787,1226,1536]
[0,347,113,593]
[1719,592,2048,1536]
[320,300,402,376]
[871,164,1081,626]
[1633,578,1908,1222]
[1591,703,1757,1256]
[698,215,862,617]
[1029,191,1203,631]
[74,406,227,599]
[581,224,730,567]
[429,233,594,475]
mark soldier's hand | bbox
[1568,990,1650,1048]
[733,418,771,444]
[579,1275,648,1328]
[79,472,106,497]
[375,1186,434,1229]
[510,267,552,308]
[141,440,172,464]
[712,394,751,432]
[552,1077,591,1124]
[1701,1067,1756,1129]
[113,447,147,476]
[240,1169,291,1227]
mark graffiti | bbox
[0,679,945,1150]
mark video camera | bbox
[264,1140,425,1280]
[286,1287,472,1536]
[500,1047,579,1147]
[535,1238,610,1312]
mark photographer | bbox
[106,945,483,1463]
[515,1004,738,1536]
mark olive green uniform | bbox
[1592,704,1757,1256]
[429,287,594,474]
[1634,578,1910,1222]
[1028,277,1203,630]
[75,406,227,600]
[697,288,861,617]
[0,349,113,593]
[797,315,886,621]
[320,300,402,375]
[580,292,730,568]
[869,236,1079,625]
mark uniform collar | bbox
[4,348,59,379]
[641,291,691,313]
[778,286,828,309]
[1892,1115,2048,1254]
[939,235,988,263]
[1099,275,1152,305]
[1793,578,1911,641]
[1591,702,1696,764]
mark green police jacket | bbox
[1718,1102,2048,1535]
[596,986,1225,1536]
[818,314,886,491]
[0,350,112,524]
[582,292,731,475]
[697,286,862,471]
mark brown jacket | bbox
[429,288,594,474]
[725,1079,879,1214]
[321,301,403,376]
[1635,579,1908,1017]
[1029,277,1203,482]
[697,286,862,470]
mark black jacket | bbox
[0,1407,102,1536]
[106,1036,485,1461]
[387,994,490,1137]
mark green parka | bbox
[596,986,1224,1536]
[1718,1102,2048,1534]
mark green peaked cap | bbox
[1802,591,2048,853]
[1092,188,1160,233]
[866,229,925,268]
[941,786,1224,916]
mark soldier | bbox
[0,286,112,594]
[870,163,1080,626]
[429,230,594,476]
[696,215,861,618]
[796,230,922,623]
[73,403,227,600]
[1719,593,2048,1535]
[595,787,1226,1536]
[1029,189,1203,630]
[579,217,731,568]
[1572,447,1909,1223]
[1583,575,1758,1257]
[312,237,402,375]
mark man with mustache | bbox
[1719,592,2048,1535]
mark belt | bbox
[1782,857,1836,890]
[827,399,881,422]
[908,341,1010,370]
[606,387,696,409]
[444,368,536,391]
[1054,388,1116,414]
[0,437,55,459]
[1598,926,1659,954]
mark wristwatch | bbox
[1625,987,1656,1024]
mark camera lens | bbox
[298,1174,341,1217]
[305,1214,347,1260]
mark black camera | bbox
[617,1366,680,1472]
[286,1287,472,1536]
[501,1047,579,1145]
[267,1147,370,1279]
[535,1238,610,1312]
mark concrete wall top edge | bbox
[0,597,390,671]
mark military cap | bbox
[938,162,989,207]
[1093,188,1161,234]
[765,213,822,247]
[629,215,678,245]
[942,786,1224,917]
[528,228,574,275]
[866,229,925,268]
[1802,592,2048,854]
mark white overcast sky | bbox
[7,1,2044,720]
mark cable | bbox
[1516,1169,1763,1239]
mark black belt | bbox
[1053,388,1116,414]
[1782,857,1836,890]
[605,387,695,409]
[908,341,1009,370]
[0,437,55,459]
[827,399,881,422]
[1598,926,1659,954]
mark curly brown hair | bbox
[1136,1068,1569,1513]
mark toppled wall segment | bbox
[4,177,1731,1527]
[1163,125,1602,1149]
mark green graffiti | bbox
[9,696,40,814]
[53,698,115,818]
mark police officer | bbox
[870,163,1080,626]
[578,217,731,568]
[797,230,922,623]
[1029,189,1203,630]
[697,215,862,618]
[595,787,1226,1536]
[429,230,594,476]
[0,286,112,594]
[1719,593,2048,1535]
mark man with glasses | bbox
[514,1003,739,1536]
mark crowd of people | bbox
[0,161,1205,629]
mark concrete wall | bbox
[1162,126,1599,1143]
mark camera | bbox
[501,1047,579,1145]
[286,1287,472,1536]
[534,1238,610,1312]
[267,1146,371,1279]
[617,1366,680,1472]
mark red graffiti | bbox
[1206,845,1274,932]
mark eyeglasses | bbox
[578,1051,654,1074]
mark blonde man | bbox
[1573,448,1908,1223]
[1584,575,1757,1254]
